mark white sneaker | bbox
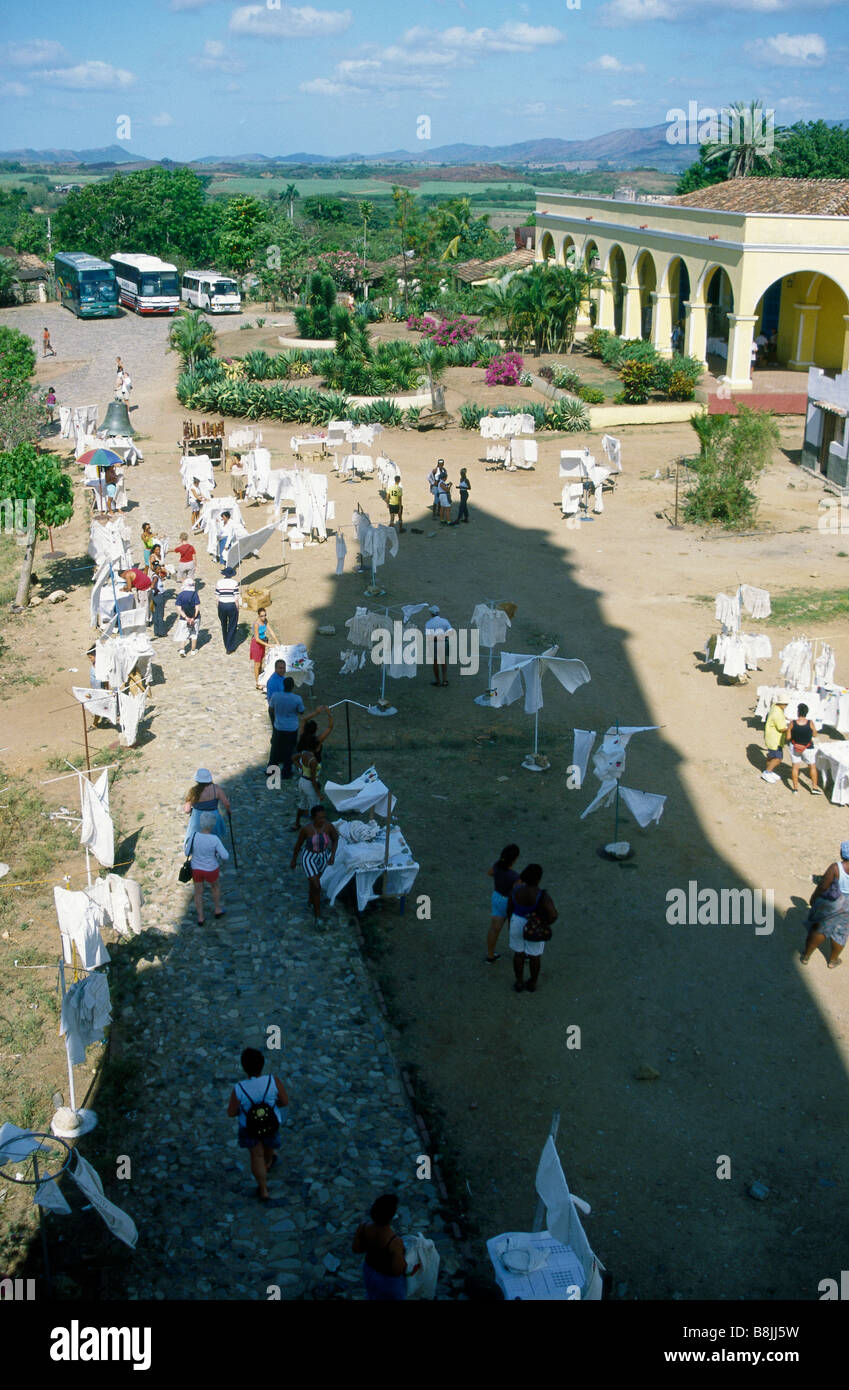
[761,770,778,783]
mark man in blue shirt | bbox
[265,658,287,728]
[268,676,303,779]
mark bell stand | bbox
[0,1131,73,1298]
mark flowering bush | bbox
[485,352,524,387]
[407,314,479,346]
[304,250,361,289]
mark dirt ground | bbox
[2,300,848,1300]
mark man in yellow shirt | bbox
[387,476,404,532]
[761,693,789,783]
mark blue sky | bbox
[0,1,846,158]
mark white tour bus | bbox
[181,270,242,314]
[110,253,180,314]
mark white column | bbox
[726,313,759,390]
[596,278,616,332]
[683,301,707,366]
[788,303,821,370]
[622,283,642,339]
[651,292,674,358]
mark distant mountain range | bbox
[3,121,846,173]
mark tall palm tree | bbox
[283,183,299,220]
[359,199,373,295]
[168,311,216,371]
[476,279,515,347]
[704,100,782,178]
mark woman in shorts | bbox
[801,841,849,969]
[249,607,278,690]
[485,843,520,963]
[508,863,558,994]
[290,706,335,831]
[787,703,822,795]
[188,811,229,923]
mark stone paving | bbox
[50,327,466,1299]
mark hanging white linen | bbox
[68,1152,138,1249]
[34,1177,72,1215]
[59,405,73,438]
[572,730,597,787]
[471,604,510,648]
[53,886,110,969]
[561,482,584,516]
[243,447,272,498]
[335,533,347,575]
[85,875,142,937]
[740,585,771,620]
[80,770,114,868]
[72,687,118,723]
[491,649,591,715]
[95,632,154,688]
[619,787,666,827]
[293,471,329,539]
[601,434,622,471]
[118,689,145,747]
[486,444,510,462]
[224,521,281,569]
[362,524,398,570]
[339,649,363,675]
[60,971,112,1064]
[714,592,741,631]
[345,608,386,646]
[179,453,215,493]
[779,638,813,691]
[323,765,396,816]
[814,642,836,687]
[388,628,419,679]
[376,455,400,490]
[87,518,132,567]
[202,500,247,558]
[401,602,430,623]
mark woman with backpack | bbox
[227,1047,290,1201]
[508,863,558,994]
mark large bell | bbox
[98,397,135,439]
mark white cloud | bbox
[602,0,838,22]
[3,39,67,67]
[196,39,244,73]
[299,77,346,97]
[36,61,136,90]
[410,22,563,53]
[745,32,827,66]
[229,5,353,39]
[585,54,645,73]
[0,81,31,98]
[151,112,175,127]
[612,97,639,106]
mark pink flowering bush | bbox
[407,314,479,345]
[485,352,524,387]
[305,250,361,289]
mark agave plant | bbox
[459,402,485,430]
[243,349,273,380]
[546,398,590,432]
[404,406,422,427]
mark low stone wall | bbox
[345,390,433,408]
[587,401,707,428]
[277,335,336,351]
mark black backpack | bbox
[239,1077,279,1140]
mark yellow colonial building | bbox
[534,179,849,392]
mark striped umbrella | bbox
[77,447,124,469]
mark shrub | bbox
[294,272,337,339]
[355,300,380,324]
[288,361,311,379]
[552,365,582,393]
[485,352,524,387]
[547,397,591,432]
[619,360,655,404]
[459,402,485,430]
[585,328,612,358]
[404,406,421,426]
[538,365,555,383]
[519,372,533,386]
[578,385,605,404]
[665,371,696,402]
[684,406,779,528]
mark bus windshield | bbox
[141,274,180,297]
[81,270,118,303]
[213,280,238,296]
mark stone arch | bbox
[607,244,627,336]
[751,270,849,371]
[662,256,692,351]
[634,250,657,341]
[539,231,555,262]
[700,266,735,351]
[559,235,576,267]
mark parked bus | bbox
[53,252,120,318]
[110,253,180,314]
[181,270,241,314]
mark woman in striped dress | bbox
[290,804,339,926]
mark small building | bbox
[450,247,535,288]
[514,225,536,251]
[0,247,50,304]
[801,368,849,488]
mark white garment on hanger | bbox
[471,604,510,649]
[59,405,73,438]
[401,602,430,624]
[339,649,361,675]
[572,730,597,786]
[492,649,591,715]
[388,628,419,678]
[60,971,112,1064]
[72,686,118,722]
[335,532,347,575]
[34,1177,71,1214]
[740,584,771,620]
[601,434,622,470]
[619,786,666,827]
[68,1152,138,1249]
[118,689,145,746]
[324,766,395,816]
[224,521,280,568]
[80,769,114,868]
[345,608,387,647]
[54,886,110,969]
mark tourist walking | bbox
[761,693,789,783]
[508,864,558,994]
[216,566,241,654]
[187,811,229,923]
[800,842,849,970]
[150,563,168,637]
[169,533,197,583]
[291,706,334,831]
[268,675,304,778]
[173,577,201,657]
[486,843,520,963]
[249,607,278,688]
[290,803,338,925]
[788,703,822,795]
[184,767,230,842]
[387,476,404,532]
[352,1194,412,1301]
[42,326,55,357]
[226,1048,289,1202]
[426,605,453,687]
[45,387,56,425]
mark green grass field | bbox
[205,174,542,199]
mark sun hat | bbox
[222,566,237,578]
[773,690,790,704]
[195,768,213,784]
[429,605,440,615]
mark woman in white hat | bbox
[184,767,231,848]
[761,691,789,783]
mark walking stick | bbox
[227,810,239,870]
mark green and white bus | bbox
[53,252,120,318]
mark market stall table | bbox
[320,823,419,913]
[815,741,849,804]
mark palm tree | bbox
[283,183,299,220]
[476,279,515,348]
[704,100,782,178]
[168,311,216,371]
[359,199,373,296]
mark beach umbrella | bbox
[77,447,124,470]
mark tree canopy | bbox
[54,167,220,265]
[677,118,849,194]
